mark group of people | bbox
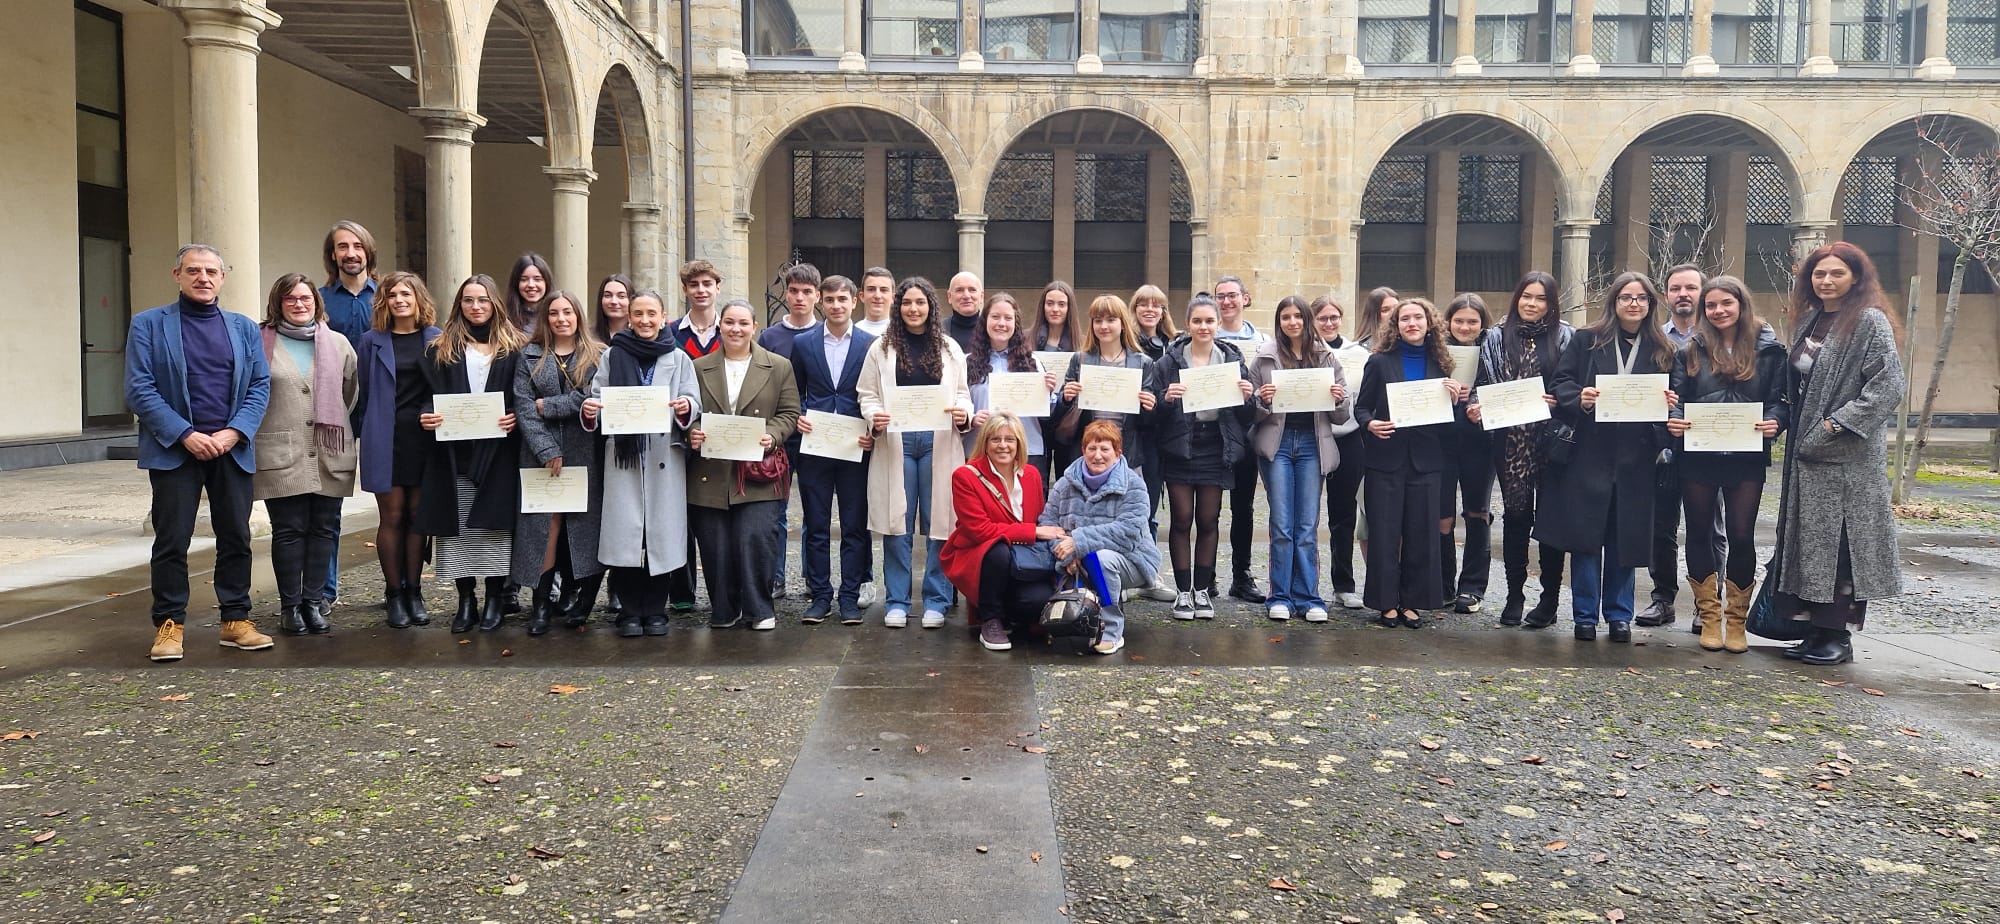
[127,219,1903,667]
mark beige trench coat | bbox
[856,338,974,540]
[251,329,358,501]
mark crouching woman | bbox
[1040,420,1160,655]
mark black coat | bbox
[1153,337,1253,467]
[1534,329,1666,566]
[415,347,523,536]
[1666,326,1791,467]
[1352,349,1449,474]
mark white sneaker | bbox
[751,616,777,631]
[1120,587,1141,604]
[1304,606,1329,623]
[1092,636,1126,655]
[1268,604,1292,621]
[921,610,947,629]
[1171,592,1195,619]
[1142,576,1178,602]
[884,609,908,628]
[1193,589,1216,619]
[1336,592,1365,610]
[858,582,878,608]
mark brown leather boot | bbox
[1690,573,1725,652]
[1722,579,1754,654]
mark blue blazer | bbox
[353,326,442,495]
[124,301,270,472]
[792,326,875,419]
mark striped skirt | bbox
[434,475,512,580]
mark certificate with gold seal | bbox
[697,412,768,462]
[519,467,587,513]
[1078,365,1142,413]
[987,372,1052,418]
[886,384,954,433]
[1595,373,1670,423]
[800,412,868,463]
[1178,362,1244,414]
[1683,402,1764,453]
[433,391,505,442]
[599,385,676,435]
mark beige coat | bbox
[856,338,974,539]
[251,331,358,501]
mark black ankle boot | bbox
[479,577,507,631]
[643,611,670,636]
[384,586,412,629]
[303,599,332,635]
[1439,533,1459,604]
[1523,548,1564,628]
[1499,590,1525,626]
[450,580,478,634]
[1782,626,1820,660]
[527,571,556,636]
[403,582,432,626]
[1798,628,1853,665]
[617,614,644,638]
[280,603,309,636]
[566,572,603,629]
[503,583,523,615]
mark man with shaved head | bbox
[945,271,984,353]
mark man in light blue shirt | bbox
[1213,275,1267,604]
[315,221,378,609]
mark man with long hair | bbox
[320,220,377,348]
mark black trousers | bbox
[1324,430,1366,595]
[978,541,1054,629]
[1362,467,1442,612]
[797,453,872,607]
[1651,475,1724,604]
[1228,452,1258,579]
[691,500,784,626]
[149,456,254,624]
[1440,438,1494,598]
[266,493,342,608]
[608,566,673,618]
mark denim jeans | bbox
[882,430,953,613]
[1571,505,1634,626]
[1259,428,1324,610]
[1079,548,1153,643]
[320,506,341,601]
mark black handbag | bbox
[1009,540,1060,584]
[1654,447,1678,491]
[1040,573,1104,644]
[1540,421,1578,465]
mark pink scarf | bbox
[263,322,349,452]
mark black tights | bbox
[1682,478,1763,587]
[374,488,424,588]
[1168,483,1222,589]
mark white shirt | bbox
[465,346,493,393]
[724,355,750,412]
[854,316,890,338]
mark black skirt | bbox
[1678,452,1768,487]
[390,416,428,488]
[1161,421,1235,487]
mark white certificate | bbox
[433,391,505,442]
[886,384,954,433]
[1335,346,1370,394]
[1445,345,1481,387]
[519,467,588,513]
[987,372,1051,418]
[599,385,677,435]
[1595,373,1670,423]
[1271,367,1340,413]
[697,412,768,462]
[1078,365,1142,413]
[800,412,868,463]
[1178,362,1244,414]
[1033,351,1075,379]
[1477,376,1553,431]
[1385,378,1455,428]
[1684,402,1765,453]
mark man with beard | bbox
[315,221,378,608]
[1639,264,1725,629]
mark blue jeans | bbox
[882,431,953,613]
[1571,505,1634,626]
[1080,549,1153,643]
[1259,428,1325,610]
[319,506,342,601]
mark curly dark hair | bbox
[881,276,947,382]
[967,292,1036,386]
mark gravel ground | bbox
[0,667,831,924]
[1037,664,2000,923]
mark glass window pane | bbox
[1712,0,1803,64]
[984,0,1077,60]
[1475,0,1555,63]
[1591,0,1689,63]
[77,110,123,189]
[749,0,845,56]
[75,8,121,114]
[1828,0,1903,63]
[1360,0,1443,63]
[871,0,960,56]
[1946,0,2000,64]
[1098,0,1198,62]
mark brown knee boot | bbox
[1690,573,1724,652]
[1722,579,1754,654]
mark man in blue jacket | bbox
[792,275,875,626]
[125,244,273,662]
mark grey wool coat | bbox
[511,344,603,583]
[1776,306,1906,604]
[587,350,702,576]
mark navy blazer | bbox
[353,327,442,495]
[124,301,270,472]
[1352,349,1448,474]
[793,325,876,419]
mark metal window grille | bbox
[1829,0,1901,63]
[1362,155,1428,224]
[990,152,1054,221]
[1744,0,1803,63]
[1947,7,2000,64]
[792,150,865,220]
[1595,175,1615,223]
[1457,154,1522,223]
[1076,152,1148,222]
[1359,0,1438,63]
[886,150,958,220]
[1840,156,1898,225]
[1746,155,1792,225]
[1648,155,1711,224]
[1169,159,1192,222]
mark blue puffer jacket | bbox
[1039,456,1160,579]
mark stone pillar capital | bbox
[624,201,665,217]
[165,0,281,52]
[955,212,989,232]
[1556,218,1597,238]
[545,165,598,194]
[412,108,486,144]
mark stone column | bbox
[1451,0,1482,75]
[956,213,988,278]
[1801,0,1837,75]
[627,0,655,39]
[1188,218,1211,296]
[840,0,867,71]
[863,147,888,270]
[546,166,597,296]
[1145,149,1171,287]
[1342,219,1364,314]
[1709,152,1750,273]
[960,0,985,71]
[412,107,485,292]
[624,201,663,289]
[1053,148,1078,284]
[1521,156,1556,272]
[1567,0,1599,75]
[1077,0,1104,72]
[1427,150,1462,299]
[1332,0,1366,77]
[1918,0,1955,78]
[165,0,281,311]
[1791,220,1835,261]
[1556,220,1595,323]
[1684,0,1718,75]
[1611,151,1650,274]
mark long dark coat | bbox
[509,344,603,582]
[414,347,522,537]
[1534,328,1666,567]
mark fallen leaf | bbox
[480,774,503,785]
[527,846,565,860]
[31,831,55,844]
[1268,877,1298,891]
[1607,910,1627,922]
[0,730,41,741]
[1612,752,1633,759]
[1127,654,1145,661]
[1812,781,1836,791]
[1522,755,1546,765]
[1896,728,1922,737]
[1623,667,1642,675]
[1821,680,1850,687]
[1030,852,1042,863]
[1023,745,1049,754]
[1420,739,1441,751]
[159,694,190,702]
[1862,688,1885,697]
[1268,636,1284,644]
[926,669,942,677]
[548,684,584,696]
[914,744,929,754]
[1687,740,1719,750]
[500,649,514,657]
[1436,850,1458,859]
[1959,768,1987,779]
[1443,815,1465,826]
[1434,777,1456,786]
[1612,789,1628,799]
[494,742,518,749]
[1546,840,1569,851]
[37,811,65,818]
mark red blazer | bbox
[939,456,1047,612]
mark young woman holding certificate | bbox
[354,271,440,629]
[511,291,605,635]
[1439,295,1494,614]
[1155,295,1255,620]
[686,300,801,632]
[1354,298,1467,627]
[1312,296,1369,611]
[1246,296,1350,623]
[1538,273,1677,643]
[858,277,974,630]
[1662,276,1788,654]
[582,289,699,639]
[965,293,1055,484]
[1056,295,1161,482]
[417,275,526,633]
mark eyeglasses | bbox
[281,295,317,305]
[1615,294,1650,305]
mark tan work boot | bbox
[1690,573,1725,652]
[1722,579,1754,654]
[219,619,275,651]
[148,621,185,662]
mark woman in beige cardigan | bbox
[857,277,974,629]
[252,274,358,636]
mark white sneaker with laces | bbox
[1193,589,1216,619]
[1172,592,1196,620]
[920,610,947,629]
[1304,606,1329,623]
[858,582,878,608]
[1092,636,1126,655]
[1337,592,1365,610]
[1142,576,1178,602]
[1268,604,1292,621]
[751,616,777,631]
[884,609,908,628]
